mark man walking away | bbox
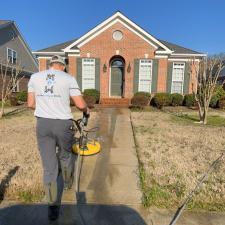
[27,55,89,221]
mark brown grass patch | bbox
[131,110,225,211]
[0,109,97,202]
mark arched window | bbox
[111,59,124,68]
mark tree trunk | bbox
[203,106,208,125]
[197,102,204,123]
[0,100,4,118]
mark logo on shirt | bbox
[44,74,56,94]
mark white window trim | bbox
[171,62,185,94]
[138,59,153,93]
[82,58,95,91]
[7,47,17,64]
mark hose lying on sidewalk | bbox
[72,115,101,225]
[168,152,225,225]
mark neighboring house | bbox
[0,20,38,96]
[33,11,205,105]
[217,62,225,85]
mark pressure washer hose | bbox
[74,116,88,225]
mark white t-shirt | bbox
[28,68,81,119]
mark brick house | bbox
[33,12,205,105]
[0,20,38,97]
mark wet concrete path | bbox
[1,108,225,225]
[78,108,142,205]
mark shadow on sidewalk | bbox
[0,202,148,225]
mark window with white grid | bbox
[82,58,95,91]
[7,48,17,64]
[138,59,152,93]
[171,62,185,94]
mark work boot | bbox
[48,205,60,221]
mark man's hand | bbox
[82,108,90,126]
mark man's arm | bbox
[70,95,89,113]
[27,92,35,109]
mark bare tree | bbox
[190,55,225,124]
[0,59,24,118]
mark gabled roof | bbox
[0,20,11,25]
[0,20,13,29]
[0,20,38,71]
[159,40,202,55]
[37,38,77,52]
[35,37,203,56]
[64,11,172,53]
[34,11,205,57]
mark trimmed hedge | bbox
[131,96,149,108]
[10,96,18,106]
[210,86,225,108]
[171,93,183,106]
[152,93,172,109]
[184,94,196,107]
[83,89,100,103]
[134,92,151,98]
[16,91,27,102]
[83,95,96,108]
[218,97,225,109]
[210,95,219,108]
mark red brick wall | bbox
[157,58,168,92]
[19,77,29,91]
[79,22,157,98]
[39,58,47,71]
[36,22,197,96]
[68,56,76,77]
[189,61,199,93]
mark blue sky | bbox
[1,0,225,54]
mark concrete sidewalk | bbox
[78,108,142,205]
[1,108,225,225]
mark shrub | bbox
[131,96,149,108]
[9,96,18,106]
[184,94,196,107]
[152,93,172,109]
[218,97,225,109]
[83,89,100,103]
[210,86,225,108]
[210,95,219,108]
[16,91,28,102]
[171,93,183,106]
[134,92,151,98]
[83,95,96,108]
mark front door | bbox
[110,59,124,97]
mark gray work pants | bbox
[36,117,75,204]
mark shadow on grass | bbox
[3,107,27,118]
[0,166,20,203]
[170,113,225,127]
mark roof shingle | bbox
[37,39,77,52]
[159,39,202,54]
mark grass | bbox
[0,100,11,108]
[0,110,98,203]
[18,189,44,203]
[187,200,225,212]
[171,113,225,127]
[132,110,225,212]
[130,106,159,112]
[139,160,185,208]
